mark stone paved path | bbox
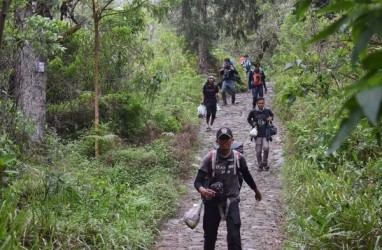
[154,83,284,250]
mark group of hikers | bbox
[195,55,274,249]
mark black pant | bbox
[206,102,217,120]
[203,200,242,250]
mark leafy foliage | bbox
[272,0,382,248]
[297,0,382,152]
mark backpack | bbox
[252,70,262,87]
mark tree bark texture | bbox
[15,43,47,143]
[15,7,47,144]
[198,0,208,74]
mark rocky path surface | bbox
[154,83,285,250]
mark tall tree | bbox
[174,0,262,73]
[91,0,101,156]
[14,0,56,144]
[198,0,208,73]
[85,0,171,156]
[0,0,12,48]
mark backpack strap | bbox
[232,149,240,175]
[210,149,217,178]
[211,149,240,177]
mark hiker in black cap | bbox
[194,127,262,250]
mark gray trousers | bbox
[221,80,235,104]
[255,137,269,166]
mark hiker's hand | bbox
[267,117,272,122]
[254,187,262,201]
[199,187,216,200]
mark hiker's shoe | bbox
[263,164,270,171]
[257,166,263,171]
[205,126,211,131]
[222,103,227,106]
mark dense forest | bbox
[0,0,381,249]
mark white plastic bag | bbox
[183,203,203,229]
[216,103,221,112]
[250,127,258,137]
[197,104,206,118]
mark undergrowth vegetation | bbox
[0,20,203,249]
[271,1,382,248]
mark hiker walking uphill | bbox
[220,58,238,106]
[247,97,274,171]
[194,127,262,250]
[202,76,220,131]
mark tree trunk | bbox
[198,0,208,74]
[0,0,12,48]
[92,0,100,157]
[15,7,47,144]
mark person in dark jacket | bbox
[202,76,220,131]
[247,97,274,171]
[194,127,262,250]
[219,58,238,106]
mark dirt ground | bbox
[154,83,285,250]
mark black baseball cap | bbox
[216,127,233,139]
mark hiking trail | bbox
[154,83,284,250]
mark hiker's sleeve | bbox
[248,73,253,89]
[239,156,257,190]
[247,111,255,127]
[194,154,210,191]
[194,170,208,191]
[269,109,274,119]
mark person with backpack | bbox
[248,62,267,108]
[247,97,274,171]
[220,58,238,106]
[201,76,220,131]
[253,62,267,87]
[194,127,262,250]
[241,55,252,80]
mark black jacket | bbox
[219,66,238,81]
[202,82,219,104]
[247,107,274,137]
